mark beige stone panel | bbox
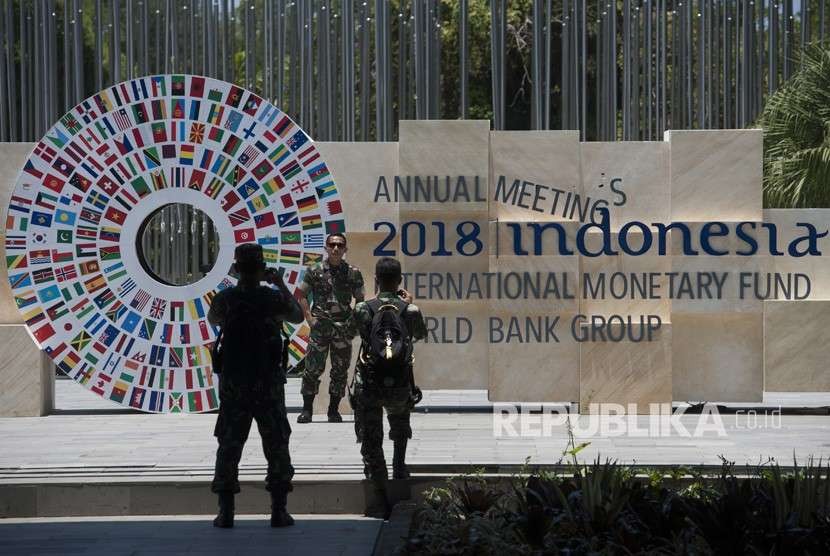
[409,299,489,389]
[314,142,399,232]
[0,144,35,324]
[762,209,830,300]
[487,311,580,402]
[580,141,670,229]
[580,230,671,321]
[671,313,763,402]
[0,325,54,416]
[489,130,581,221]
[397,120,489,212]
[764,300,830,391]
[336,231,396,297]
[667,129,762,222]
[397,208,489,273]
[669,255,764,313]
[579,322,672,413]
[487,255,580,314]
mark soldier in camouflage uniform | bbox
[208,243,304,528]
[296,233,365,423]
[351,257,426,518]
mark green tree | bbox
[758,44,830,208]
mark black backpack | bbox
[362,298,412,386]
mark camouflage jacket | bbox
[299,260,364,323]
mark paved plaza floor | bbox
[0,514,381,556]
[0,378,828,479]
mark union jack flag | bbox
[149,297,167,319]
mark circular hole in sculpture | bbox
[137,203,220,286]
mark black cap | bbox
[234,243,264,265]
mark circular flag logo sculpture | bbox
[4,75,344,413]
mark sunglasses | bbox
[326,242,346,249]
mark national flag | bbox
[99,227,120,242]
[6,254,27,269]
[30,249,51,264]
[234,228,255,243]
[54,209,76,227]
[69,173,92,193]
[238,144,258,167]
[129,387,146,409]
[127,290,150,313]
[46,300,69,321]
[56,226,73,242]
[93,288,116,308]
[263,248,278,263]
[113,108,131,130]
[286,130,309,152]
[281,231,301,244]
[251,159,273,180]
[20,303,42,321]
[220,189,240,209]
[8,272,32,290]
[226,85,244,107]
[279,250,301,265]
[32,268,54,284]
[16,292,38,310]
[122,311,141,333]
[210,153,230,176]
[34,141,58,162]
[301,214,322,230]
[326,219,346,234]
[189,76,205,97]
[104,206,127,225]
[179,144,195,166]
[268,144,290,166]
[228,207,250,226]
[80,207,102,225]
[105,300,127,322]
[315,181,337,199]
[30,210,52,228]
[223,110,242,132]
[138,318,156,340]
[225,164,247,187]
[79,260,100,275]
[32,323,56,344]
[254,212,276,229]
[207,104,225,126]
[273,115,293,137]
[172,98,186,118]
[110,381,128,404]
[45,126,69,148]
[4,234,26,250]
[103,261,127,281]
[223,135,242,157]
[247,194,269,213]
[278,212,299,227]
[303,233,325,249]
[149,297,167,319]
[205,178,225,199]
[76,225,97,239]
[188,169,206,191]
[238,178,259,198]
[118,278,137,297]
[308,162,331,182]
[76,242,96,258]
[171,74,186,95]
[297,195,318,213]
[279,160,301,180]
[132,102,148,123]
[179,324,191,343]
[71,330,92,351]
[55,264,78,282]
[327,200,343,215]
[189,122,205,143]
[99,245,121,261]
[84,274,106,293]
[151,99,167,119]
[161,144,176,159]
[37,284,61,303]
[51,249,73,262]
[242,93,262,116]
[303,252,323,266]
[22,160,43,179]
[87,189,109,210]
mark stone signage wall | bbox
[2,121,828,415]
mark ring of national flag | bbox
[5,75,346,414]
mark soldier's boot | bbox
[296,394,314,424]
[327,396,343,423]
[270,482,295,528]
[212,492,234,528]
[364,479,391,519]
[392,438,410,479]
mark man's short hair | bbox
[326,233,347,246]
[234,243,265,274]
[375,257,401,282]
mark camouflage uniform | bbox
[208,285,295,494]
[299,260,365,398]
[351,291,426,480]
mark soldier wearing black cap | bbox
[208,243,304,528]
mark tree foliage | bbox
[758,44,830,208]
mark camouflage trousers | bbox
[301,320,352,398]
[353,372,412,481]
[211,377,294,493]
